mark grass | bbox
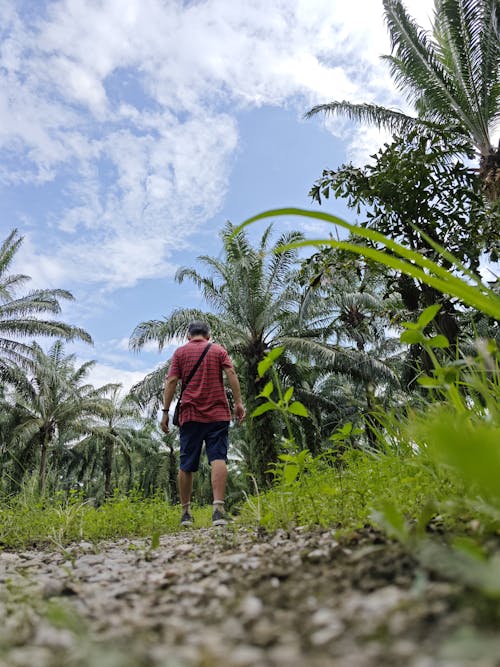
[238,446,468,532]
[0,492,213,550]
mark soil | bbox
[1,525,499,667]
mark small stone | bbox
[310,607,341,628]
[238,594,263,621]
[230,645,265,666]
[40,578,66,599]
[34,624,75,649]
[174,543,192,555]
[306,548,329,563]
[310,625,343,646]
[250,618,280,647]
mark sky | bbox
[1,0,436,391]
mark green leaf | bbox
[284,464,299,484]
[427,334,449,348]
[257,346,284,377]
[283,386,294,403]
[372,502,409,543]
[400,330,425,345]
[235,208,500,321]
[401,320,419,331]
[259,381,274,398]
[452,537,486,561]
[417,304,441,329]
[417,376,442,388]
[251,403,276,418]
[278,454,297,462]
[287,401,308,417]
[151,531,160,550]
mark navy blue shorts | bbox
[179,421,229,472]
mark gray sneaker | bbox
[212,508,229,526]
[180,511,193,527]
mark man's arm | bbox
[160,375,179,433]
[224,366,246,424]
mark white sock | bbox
[213,500,225,512]
[182,502,191,513]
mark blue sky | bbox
[1,0,435,390]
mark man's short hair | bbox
[187,321,210,337]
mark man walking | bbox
[160,321,245,526]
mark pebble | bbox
[0,526,491,667]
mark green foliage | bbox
[238,205,500,602]
[239,446,463,531]
[252,346,309,431]
[306,0,500,199]
[0,229,92,386]
[310,131,494,266]
[237,208,500,319]
[0,491,212,549]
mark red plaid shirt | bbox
[168,339,233,425]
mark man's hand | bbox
[161,411,169,433]
[234,401,246,424]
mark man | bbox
[160,321,245,526]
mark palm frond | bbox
[436,0,500,152]
[305,100,427,137]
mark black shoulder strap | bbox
[180,343,212,396]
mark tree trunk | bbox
[38,421,55,495]
[38,433,49,495]
[364,383,379,450]
[104,439,113,498]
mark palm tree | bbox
[131,223,338,485]
[72,386,145,498]
[298,248,404,448]
[10,341,109,494]
[306,0,500,198]
[0,229,92,384]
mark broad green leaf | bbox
[284,464,299,484]
[251,403,276,418]
[297,449,311,465]
[257,346,285,377]
[287,401,308,417]
[427,334,449,348]
[417,304,441,329]
[283,386,294,402]
[372,502,409,543]
[259,381,274,398]
[400,330,425,345]
[278,454,298,462]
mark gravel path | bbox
[0,526,497,667]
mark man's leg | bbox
[178,422,203,526]
[178,469,194,525]
[205,421,230,525]
[211,459,227,503]
[178,469,193,507]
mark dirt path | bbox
[0,526,497,667]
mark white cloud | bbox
[80,360,153,395]
[1,0,435,291]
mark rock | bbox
[229,645,265,666]
[306,548,330,563]
[0,526,484,667]
[238,594,263,621]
